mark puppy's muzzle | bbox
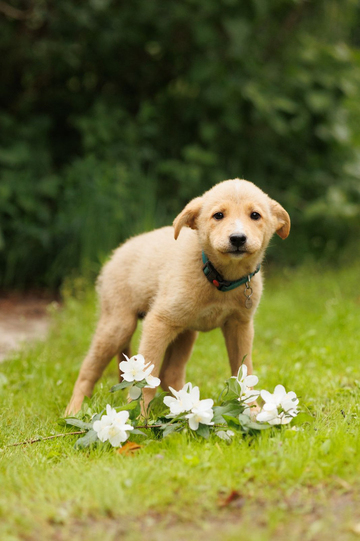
[229,234,247,248]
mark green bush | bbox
[1,0,360,286]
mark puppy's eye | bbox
[213,212,224,220]
[250,212,261,221]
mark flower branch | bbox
[60,354,301,449]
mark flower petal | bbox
[131,354,146,367]
[163,396,176,407]
[188,385,200,406]
[256,408,278,422]
[121,424,134,432]
[186,414,199,431]
[96,425,112,442]
[263,402,278,412]
[267,416,282,425]
[114,410,130,424]
[196,398,214,411]
[134,371,146,382]
[145,375,161,388]
[274,385,286,398]
[242,390,260,403]
[260,390,274,403]
[106,404,114,416]
[109,428,131,447]
[122,373,135,382]
[237,364,248,382]
[143,363,155,377]
[168,386,180,398]
[244,375,258,387]
[119,360,130,372]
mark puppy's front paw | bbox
[64,395,84,417]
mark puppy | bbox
[65,179,290,415]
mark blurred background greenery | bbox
[1,0,360,288]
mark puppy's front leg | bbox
[221,318,255,376]
[138,312,181,408]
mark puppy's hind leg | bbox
[65,314,137,415]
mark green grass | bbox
[1,264,360,541]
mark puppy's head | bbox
[173,179,290,264]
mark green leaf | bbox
[135,380,148,389]
[213,401,244,423]
[162,423,182,437]
[146,392,168,415]
[222,414,241,427]
[131,428,147,436]
[238,414,270,431]
[110,381,133,393]
[117,400,141,421]
[227,377,241,396]
[74,429,98,449]
[91,412,103,423]
[220,378,241,401]
[64,418,93,430]
[117,401,140,412]
[196,423,210,439]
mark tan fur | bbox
[65,179,290,415]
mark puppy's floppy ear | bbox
[270,199,291,239]
[173,197,203,240]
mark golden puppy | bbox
[65,179,290,415]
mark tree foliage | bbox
[1,0,360,286]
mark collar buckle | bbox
[202,260,227,291]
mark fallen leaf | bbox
[116,442,142,455]
[219,490,245,509]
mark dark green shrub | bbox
[1,0,360,286]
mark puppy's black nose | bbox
[230,234,247,248]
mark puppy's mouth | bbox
[226,248,248,257]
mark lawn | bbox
[1,263,360,541]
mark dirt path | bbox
[0,294,56,361]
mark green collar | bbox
[202,251,260,292]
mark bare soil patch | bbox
[17,490,360,541]
[0,292,58,361]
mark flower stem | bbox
[6,430,86,448]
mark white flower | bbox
[232,364,260,403]
[93,405,134,447]
[119,354,148,382]
[185,399,214,430]
[261,385,299,414]
[163,382,198,416]
[119,354,160,389]
[164,382,214,431]
[256,404,281,424]
[256,385,299,425]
